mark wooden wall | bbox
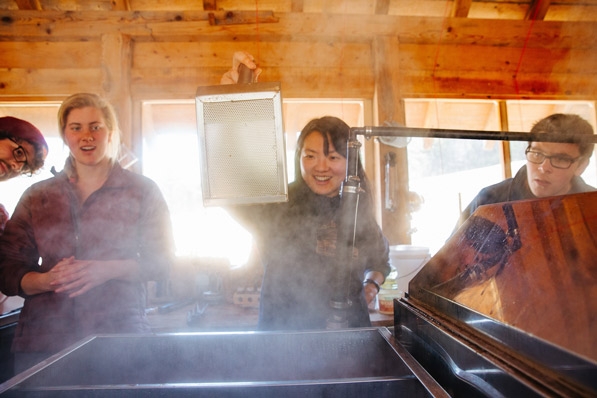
[1,10,597,243]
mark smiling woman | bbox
[299,126,347,198]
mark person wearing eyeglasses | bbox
[456,113,595,229]
[0,117,48,233]
[0,117,48,380]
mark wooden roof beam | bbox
[526,0,551,21]
[375,0,390,15]
[452,0,472,18]
[204,0,217,11]
[15,0,41,10]
[207,10,278,26]
[3,11,597,49]
[111,0,131,11]
[291,0,304,13]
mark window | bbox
[403,99,503,254]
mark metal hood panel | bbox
[403,191,597,396]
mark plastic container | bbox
[378,289,404,315]
[389,245,431,294]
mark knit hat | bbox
[0,116,49,172]
[0,116,48,151]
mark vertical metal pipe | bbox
[327,131,362,329]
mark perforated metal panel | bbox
[196,82,288,206]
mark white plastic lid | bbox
[389,245,430,259]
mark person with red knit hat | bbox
[0,116,48,380]
[0,116,49,233]
[0,116,48,181]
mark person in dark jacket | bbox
[222,111,389,331]
[456,113,596,229]
[222,52,390,331]
[0,93,174,372]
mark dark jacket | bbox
[457,165,596,229]
[0,164,173,354]
[231,181,391,331]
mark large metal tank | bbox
[0,328,448,397]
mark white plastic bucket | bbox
[389,245,430,294]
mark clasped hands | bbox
[44,256,137,298]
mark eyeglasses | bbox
[8,138,31,173]
[525,148,579,170]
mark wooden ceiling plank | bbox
[1,11,597,50]
[0,41,100,68]
[133,41,372,69]
[546,4,597,21]
[0,68,103,97]
[551,0,597,4]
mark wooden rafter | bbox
[204,0,217,11]
[452,0,472,18]
[526,0,551,20]
[207,10,278,26]
[15,0,41,10]
[375,0,390,15]
[111,0,131,11]
[291,0,304,13]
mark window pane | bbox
[141,101,253,265]
[404,99,503,255]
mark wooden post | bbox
[101,33,133,155]
[373,36,411,245]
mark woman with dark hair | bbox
[229,112,390,331]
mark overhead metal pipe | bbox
[352,126,597,145]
